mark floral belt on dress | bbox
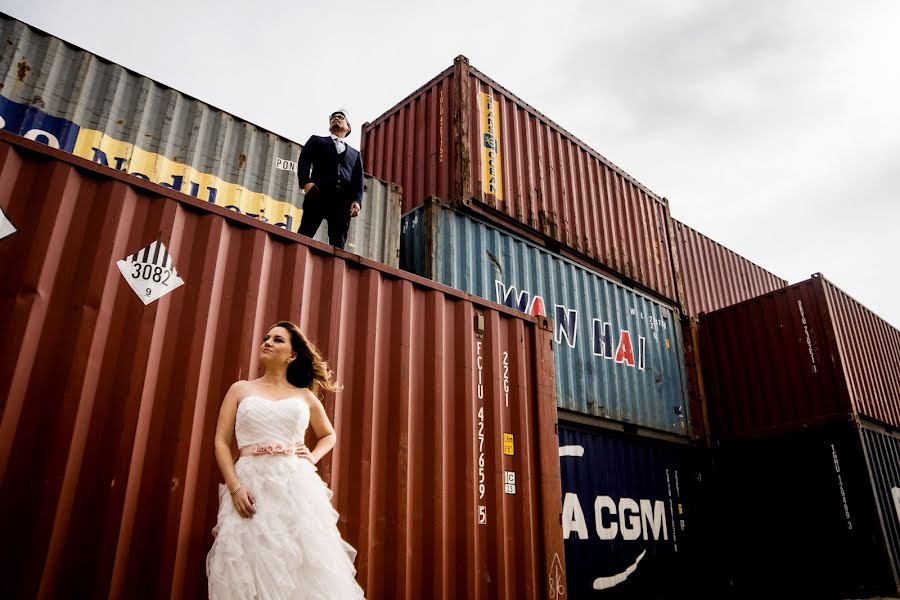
[239,441,304,457]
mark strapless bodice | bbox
[235,396,309,450]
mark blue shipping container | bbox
[558,423,704,599]
[402,200,690,435]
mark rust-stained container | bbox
[670,219,787,320]
[700,273,900,440]
[0,132,565,600]
[0,13,401,266]
[363,56,679,304]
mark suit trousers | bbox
[297,187,352,249]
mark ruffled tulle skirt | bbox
[206,455,364,599]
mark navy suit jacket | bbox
[297,135,364,206]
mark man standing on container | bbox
[296,109,364,249]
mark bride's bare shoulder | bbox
[225,380,252,398]
[300,388,323,409]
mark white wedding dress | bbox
[207,396,365,599]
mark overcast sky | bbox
[4,0,899,326]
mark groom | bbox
[296,109,364,250]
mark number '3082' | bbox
[131,262,172,285]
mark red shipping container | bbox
[700,273,900,440]
[363,56,679,305]
[671,219,787,320]
[0,132,565,600]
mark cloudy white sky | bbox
[4,0,899,326]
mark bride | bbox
[206,321,365,599]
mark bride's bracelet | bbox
[229,483,243,496]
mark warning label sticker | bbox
[116,239,185,305]
[0,206,16,240]
[503,433,514,456]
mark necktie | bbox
[334,137,345,154]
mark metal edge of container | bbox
[453,56,472,211]
[557,408,695,447]
[811,273,860,421]
[533,312,568,600]
[680,316,711,446]
[665,204,690,316]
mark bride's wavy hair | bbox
[272,321,341,396]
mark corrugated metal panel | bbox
[671,219,787,319]
[362,66,456,213]
[860,426,900,590]
[558,423,705,599]
[823,278,900,429]
[0,14,401,266]
[0,133,565,600]
[364,56,680,305]
[700,275,900,440]
[713,423,897,598]
[402,200,690,436]
[340,176,401,265]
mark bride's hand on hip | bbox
[232,486,256,518]
[295,443,317,464]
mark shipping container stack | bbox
[700,274,900,598]
[364,55,758,599]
